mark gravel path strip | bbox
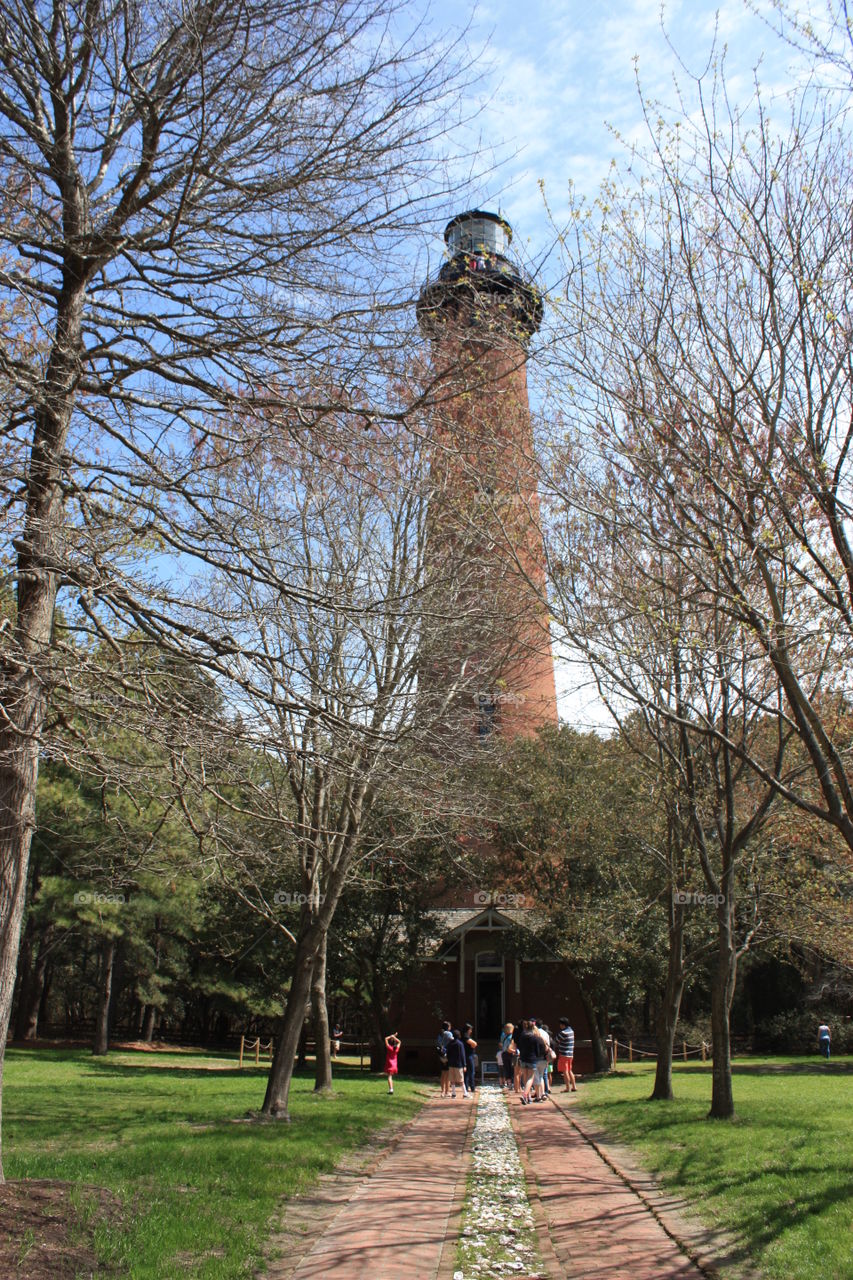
[455,1086,545,1279]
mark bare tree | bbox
[0,0,476,1177]
[543,463,784,1116]
[544,60,853,859]
[150,406,512,1121]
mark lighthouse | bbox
[388,213,592,1065]
[417,210,558,739]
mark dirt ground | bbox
[0,1180,121,1279]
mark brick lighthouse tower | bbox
[417,210,558,739]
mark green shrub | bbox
[754,1009,853,1054]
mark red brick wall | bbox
[423,328,558,740]
[393,947,594,1077]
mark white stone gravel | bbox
[455,1086,542,1279]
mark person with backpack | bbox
[436,1020,454,1097]
[446,1028,471,1099]
[513,1020,541,1105]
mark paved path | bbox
[272,1086,716,1279]
[287,1094,475,1280]
[511,1091,706,1279]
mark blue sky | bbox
[430,0,816,258]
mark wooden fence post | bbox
[254,1037,260,1065]
[682,1040,688,1061]
[239,1035,245,1068]
[629,1040,633,1063]
[701,1041,707,1062]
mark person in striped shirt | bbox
[556,1017,577,1092]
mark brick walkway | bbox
[287,1094,475,1280]
[510,1091,706,1279]
[272,1086,716,1279]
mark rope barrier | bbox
[609,1038,710,1064]
[238,1035,274,1067]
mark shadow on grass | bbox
[664,1060,853,1076]
[580,1059,853,1081]
[82,1058,376,1082]
[662,1148,853,1256]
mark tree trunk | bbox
[141,930,161,1044]
[296,1020,309,1068]
[16,935,52,1042]
[578,985,610,1073]
[11,912,35,1040]
[92,939,116,1056]
[367,961,391,1071]
[0,713,43,1182]
[368,1001,389,1072]
[260,919,325,1120]
[142,1004,157,1043]
[312,934,333,1093]
[709,903,738,1120]
[650,907,685,1101]
[0,276,87,1180]
[650,979,684,1101]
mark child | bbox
[384,1032,401,1094]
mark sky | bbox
[420,0,831,730]
[430,0,817,251]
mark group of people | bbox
[434,1017,577,1102]
[377,1016,837,1098]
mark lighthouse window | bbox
[447,217,509,258]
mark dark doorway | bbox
[477,974,503,1039]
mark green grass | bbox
[5,1047,427,1279]
[575,1057,853,1280]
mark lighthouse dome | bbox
[417,209,542,342]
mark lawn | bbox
[575,1057,853,1280]
[5,1047,428,1279]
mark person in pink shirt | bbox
[384,1032,401,1094]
